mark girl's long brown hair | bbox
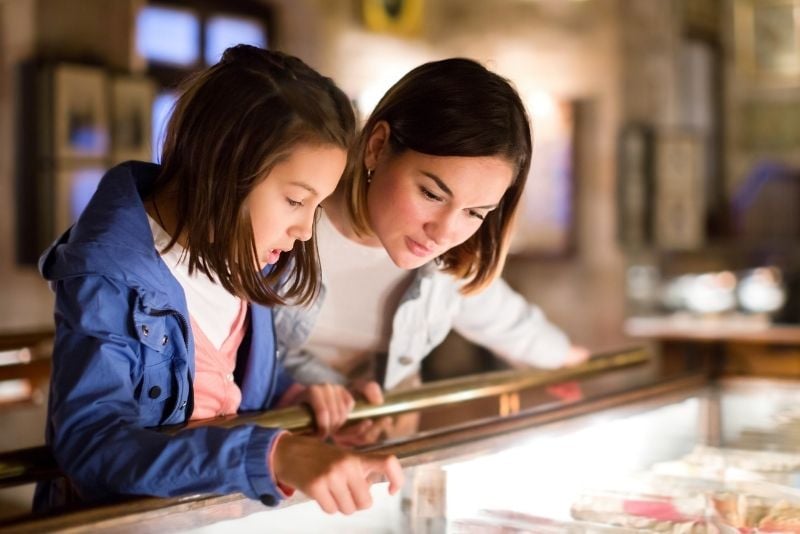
[155,45,355,306]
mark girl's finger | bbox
[361,454,404,495]
[348,473,373,511]
[329,477,357,515]
[309,388,330,436]
[330,385,347,430]
[311,486,338,515]
[359,381,384,405]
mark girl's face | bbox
[364,123,515,270]
[248,143,346,267]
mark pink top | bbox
[189,300,248,420]
[188,299,303,496]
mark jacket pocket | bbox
[137,357,179,426]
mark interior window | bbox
[151,91,178,162]
[205,15,267,65]
[136,2,271,159]
[136,6,200,67]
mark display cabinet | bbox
[4,348,800,532]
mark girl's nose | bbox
[292,211,315,242]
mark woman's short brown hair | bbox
[341,58,532,294]
[154,45,355,306]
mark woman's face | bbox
[248,143,346,267]
[364,123,515,270]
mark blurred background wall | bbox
[1,0,798,354]
[1,0,625,336]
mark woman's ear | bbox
[363,121,391,170]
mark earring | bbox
[366,168,374,184]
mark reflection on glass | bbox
[152,91,178,162]
[205,16,266,65]
[444,399,700,521]
[136,6,200,66]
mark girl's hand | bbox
[296,384,356,437]
[351,380,384,405]
[333,411,421,447]
[333,416,394,448]
[330,380,389,447]
[273,433,404,515]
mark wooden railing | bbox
[0,329,54,404]
[0,329,54,353]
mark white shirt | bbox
[302,210,413,381]
[148,215,242,350]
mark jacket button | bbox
[179,400,187,409]
[141,325,150,337]
[161,335,168,346]
[148,386,161,399]
[398,355,413,365]
[260,494,277,506]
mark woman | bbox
[275,57,587,403]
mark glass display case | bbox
[194,377,800,533]
[4,350,800,533]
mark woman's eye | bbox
[420,187,443,202]
[468,210,486,221]
[287,198,303,207]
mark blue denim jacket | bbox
[35,162,293,511]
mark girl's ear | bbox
[363,121,391,170]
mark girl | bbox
[35,45,401,516]
[275,58,589,423]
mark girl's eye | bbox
[420,187,443,202]
[468,210,486,221]
[287,198,303,208]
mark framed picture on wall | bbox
[110,75,156,164]
[617,124,655,249]
[52,164,106,237]
[734,0,800,84]
[51,64,110,160]
[653,131,707,250]
[508,96,575,257]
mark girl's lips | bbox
[405,236,432,257]
[265,249,281,264]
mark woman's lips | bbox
[405,236,432,257]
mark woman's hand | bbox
[564,345,590,367]
[296,384,356,437]
[546,346,589,402]
[272,433,404,515]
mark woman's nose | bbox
[424,211,456,245]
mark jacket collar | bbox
[39,161,184,310]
